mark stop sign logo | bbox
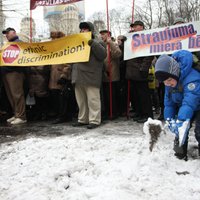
[2,44,20,64]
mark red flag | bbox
[30,0,83,10]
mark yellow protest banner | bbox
[0,32,91,67]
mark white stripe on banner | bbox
[124,21,200,60]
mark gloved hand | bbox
[88,39,94,46]
[166,118,190,146]
[121,36,127,42]
[165,118,178,136]
[177,119,190,146]
[57,77,67,85]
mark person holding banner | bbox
[72,21,107,129]
[117,35,128,116]
[48,31,67,119]
[100,30,122,120]
[155,50,200,160]
[126,21,153,123]
[1,28,27,125]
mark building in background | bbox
[93,20,106,36]
[0,0,5,47]
[44,1,85,36]
[19,17,36,42]
[0,15,5,47]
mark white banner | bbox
[124,21,200,60]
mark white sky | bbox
[3,0,134,36]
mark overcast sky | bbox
[3,0,133,36]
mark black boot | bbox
[157,114,164,120]
[173,137,188,161]
[198,144,200,156]
[52,118,66,124]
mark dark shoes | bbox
[72,122,88,127]
[133,116,142,121]
[52,118,72,124]
[137,117,148,123]
[132,113,149,123]
[132,114,142,121]
[157,114,164,120]
[87,124,99,129]
[174,152,188,161]
[52,118,66,124]
[173,138,188,161]
[72,122,99,129]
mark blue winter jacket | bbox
[164,50,200,120]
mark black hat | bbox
[99,30,112,36]
[2,27,16,34]
[79,22,94,32]
[130,21,144,28]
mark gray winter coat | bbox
[72,40,107,88]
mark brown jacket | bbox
[49,64,67,90]
[103,41,122,82]
[60,65,72,80]
[29,66,50,97]
[126,56,154,81]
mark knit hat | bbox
[173,17,185,25]
[155,54,180,82]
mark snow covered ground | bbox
[0,119,200,200]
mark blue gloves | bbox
[166,119,190,146]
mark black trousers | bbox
[157,83,165,115]
[102,81,120,119]
[49,89,61,116]
[174,110,200,157]
[0,84,12,114]
[58,81,76,120]
[195,110,200,144]
[119,80,128,116]
[131,80,153,118]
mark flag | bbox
[30,0,83,10]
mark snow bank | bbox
[0,121,199,200]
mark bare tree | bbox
[89,0,200,35]
[160,0,200,25]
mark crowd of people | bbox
[0,18,200,160]
[0,20,163,127]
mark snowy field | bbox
[0,119,200,200]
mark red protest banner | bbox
[30,0,83,10]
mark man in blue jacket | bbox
[155,50,200,160]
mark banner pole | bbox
[132,0,135,22]
[30,8,33,42]
[127,0,135,119]
[106,0,113,119]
